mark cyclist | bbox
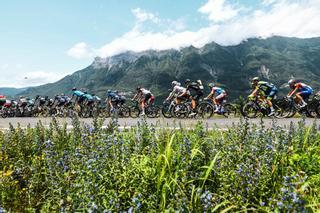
[72,87,85,105]
[83,91,94,106]
[179,79,204,115]
[287,79,313,108]
[166,81,187,104]
[61,93,71,106]
[249,77,278,116]
[133,87,154,116]
[106,90,121,112]
[206,83,228,113]
[92,94,102,104]
[0,95,6,107]
[54,94,69,107]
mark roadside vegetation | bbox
[1,117,320,212]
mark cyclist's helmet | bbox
[185,79,191,84]
[107,90,112,94]
[288,79,296,88]
[252,77,259,82]
[171,81,179,86]
[208,83,215,88]
[72,87,77,91]
[136,86,141,91]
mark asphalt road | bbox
[0,117,319,130]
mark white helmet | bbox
[288,79,296,85]
[171,81,180,86]
[252,77,260,82]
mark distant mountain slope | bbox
[0,87,28,98]
[20,36,320,101]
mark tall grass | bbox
[0,116,319,212]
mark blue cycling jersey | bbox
[83,94,94,100]
[212,87,225,95]
[73,90,84,97]
[107,92,119,100]
[93,96,101,101]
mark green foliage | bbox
[0,117,320,212]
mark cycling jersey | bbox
[211,87,226,95]
[256,81,276,92]
[187,82,204,101]
[83,94,94,101]
[295,83,313,92]
[187,82,202,93]
[173,85,186,94]
[73,90,85,97]
[62,96,71,102]
[4,100,12,107]
[0,95,6,106]
[141,88,152,96]
[56,95,70,103]
[93,95,101,101]
[256,81,277,99]
[107,92,120,102]
[295,83,313,100]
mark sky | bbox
[0,0,320,88]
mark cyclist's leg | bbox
[215,94,225,111]
[267,89,277,108]
[297,90,310,106]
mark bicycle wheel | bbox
[0,109,7,118]
[223,103,237,118]
[172,104,188,118]
[119,106,130,118]
[130,106,140,118]
[197,102,214,119]
[242,102,258,118]
[161,104,173,118]
[146,106,159,118]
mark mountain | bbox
[0,87,28,98]
[19,36,320,102]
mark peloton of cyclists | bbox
[0,76,316,118]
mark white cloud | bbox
[0,64,9,70]
[0,71,65,88]
[20,71,65,86]
[71,0,320,59]
[261,0,278,6]
[198,0,239,22]
[131,8,160,23]
[67,42,94,59]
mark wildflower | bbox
[0,207,5,213]
[277,201,284,208]
[128,207,134,213]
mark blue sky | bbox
[0,0,319,87]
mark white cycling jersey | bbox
[173,85,186,94]
[141,88,151,95]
